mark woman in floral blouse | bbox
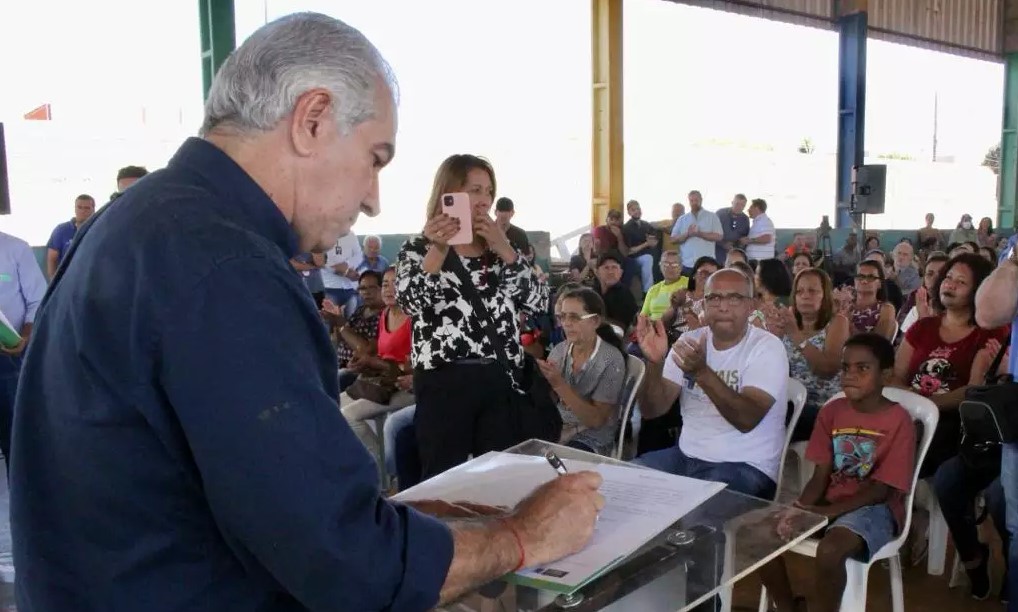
[396,154,548,479]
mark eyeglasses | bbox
[703,293,751,306]
[854,274,880,282]
[661,262,681,268]
[555,312,598,324]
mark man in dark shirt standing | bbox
[494,196,531,255]
[714,193,750,263]
[11,13,602,612]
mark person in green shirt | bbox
[641,250,689,320]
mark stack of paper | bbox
[394,452,725,594]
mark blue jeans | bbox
[932,455,1008,564]
[830,503,896,561]
[630,254,654,293]
[383,404,416,478]
[1003,443,1018,611]
[634,444,776,499]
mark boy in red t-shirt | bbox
[760,333,917,612]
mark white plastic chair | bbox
[718,378,807,612]
[917,478,950,575]
[613,355,645,460]
[775,379,808,502]
[758,388,938,612]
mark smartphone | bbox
[440,192,473,245]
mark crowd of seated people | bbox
[292,155,1015,609]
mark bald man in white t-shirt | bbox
[634,268,789,498]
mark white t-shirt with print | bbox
[320,232,364,290]
[746,213,776,261]
[662,325,789,481]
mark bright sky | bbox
[0,0,1005,245]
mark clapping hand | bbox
[915,286,932,318]
[320,299,345,327]
[669,289,688,310]
[536,358,566,389]
[672,334,708,376]
[687,224,699,238]
[832,287,854,317]
[636,315,670,364]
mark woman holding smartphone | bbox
[396,154,549,479]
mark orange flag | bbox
[23,104,52,121]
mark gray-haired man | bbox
[12,13,602,611]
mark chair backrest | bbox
[774,378,808,501]
[614,355,646,460]
[821,388,938,553]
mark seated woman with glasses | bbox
[768,268,849,441]
[834,260,897,341]
[537,287,627,456]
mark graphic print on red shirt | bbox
[903,316,1009,397]
[806,398,917,530]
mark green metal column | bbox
[199,0,237,100]
[1000,53,1018,230]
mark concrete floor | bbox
[731,533,1009,611]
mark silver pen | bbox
[545,451,568,476]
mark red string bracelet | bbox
[500,519,525,572]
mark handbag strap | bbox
[986,339,1011,384]
[442,249,519,388]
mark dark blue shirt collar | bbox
[168,137,299,258]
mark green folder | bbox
[0,310,22,349]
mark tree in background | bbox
[984,142,1001,174]
[797,137,815,154]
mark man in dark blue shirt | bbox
[11,13,602,612]
[44,193,95,279]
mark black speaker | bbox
[0,123,9,215]
[852,164,886,215]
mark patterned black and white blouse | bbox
[396,236,549,388]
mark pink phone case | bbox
[441,192,473,245]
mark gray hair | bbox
[363,234,382,247]
[201,12,398,136]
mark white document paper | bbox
[394,452,726,593]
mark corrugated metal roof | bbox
[666,0,833,29]
[868,0,1002,59]
[664,0,1004,60]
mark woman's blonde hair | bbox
[425,154,497,220]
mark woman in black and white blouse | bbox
[396,154,548,478]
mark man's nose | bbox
[361,176,381,218]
